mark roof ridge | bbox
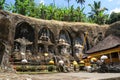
[86,35,120,54]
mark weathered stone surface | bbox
[0,10,109,48]
[0,10,119,72]
[105,21,120,37]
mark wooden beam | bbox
[109,53,112,63]
[118,51,120,61]
[89,47,120,57]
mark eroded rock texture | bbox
[0,10,119,70]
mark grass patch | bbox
[16,70,58,74]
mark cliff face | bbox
[0,10,109,47]
[1,10,119,55]
[0,11,10,41]
[105,21,120,37]
[1,10,120,71]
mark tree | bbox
[69,5,75,21]
[0,0,5,10]
[74,6,86,22]
[76,0,85,7]
[5,0,87,22]
[65,0,71,8]
[53,0,55,6]
[47,5,57,20]
[88,1,108,24]
[108,12,120,24]
[5,3,16,13]
[26,0,36,16]
[14,0,35,15]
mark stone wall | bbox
[0,10,110,56]
[0,10,109,49]
[1,10,120,70]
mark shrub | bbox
[48,65,55,72]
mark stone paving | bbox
[0,72,120,80]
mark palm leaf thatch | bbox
[86,35,120,54]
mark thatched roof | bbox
[86,35,120,54]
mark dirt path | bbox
[0,72,120,80]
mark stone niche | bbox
[0,10,109,65]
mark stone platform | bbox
[0,72,120,80]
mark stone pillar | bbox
[0,43,14,72]
[44,45,48,53]
[109,53,112,63]
[54,30,59,55]
[9,21,15,54]
[33,24,38,55]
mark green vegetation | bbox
[88,1,108,24]
[76,0,85,7]
[15,65,56,72]
[1,0,119,24]
[0,0,5,9]
[17,71,57,74]
[108,12,120,24]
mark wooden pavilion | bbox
[86,35,120,63]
